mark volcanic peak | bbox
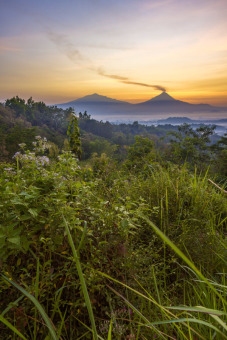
[149,91,176,102]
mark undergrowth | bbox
[0,137,226,339]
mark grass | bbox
[1,218,226,339]
[0,142,226,339]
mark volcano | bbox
[56,92,227,118]
[147,91,176,102]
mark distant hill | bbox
[156,117,194,124]
[66,93,128,104]
[56,92,227,118]
[155,117,227,125]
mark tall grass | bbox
[62,216,99,340]
[94,212,227,339]
[1,211,226,339]
[1,146,226,339]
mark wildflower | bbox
[13,151,21,159]
[18,143,26,148]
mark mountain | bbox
[135,92,223,114]
[72,93,128,104]
[57,93,131,117]
[146,91,176,102]
[57,93,129,107]
[56,92,227,118]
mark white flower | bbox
[13,151,21,159]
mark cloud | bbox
[121,80,166,92]
[47,29,166,92]
[98,68,166,91]
[0,45,21,52]
[46,29,85,63]
[97,68,128,81]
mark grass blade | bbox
[63,215,98,340]
[1,275,58,340]
[138,214,227,306]
[166,306,227,316]
[146,318,227,339]
[107,319,112,340]
[0,314,28,340]
[1,295,24,316]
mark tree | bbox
[79,111,91,119]
[211,133,227,177]
[5,96,26,117]
[67,112,82,159]
[168,123,216,169]
[125,136,156,173]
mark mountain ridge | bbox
[57,93,130,105]
[56,92,227,117]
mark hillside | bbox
[0,113,226,338]
[0,96,227,339]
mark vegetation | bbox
[0,97,226,339]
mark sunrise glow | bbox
[1,0,227,106]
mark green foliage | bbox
[5,96,26,117]
[168,123,216,169]
[0,134,226,338]
[81,135,114,160]
[124,136,157,175]
[0,99,67,162]
[211,133,227,178]
[67,111,82,159]
[0,97,227,338]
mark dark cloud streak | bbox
[121,80,166,92]
[46,29,167,92]
[98,68,128,81]
[99,69,166,91]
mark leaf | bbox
[120,219,128,228]
[19,192,35,199]
[0,237,6,247]
[21,235,30,251]
[17,258,21,266]
[7,237,20,246]
[19,214,32,221]
[28,208,38,218]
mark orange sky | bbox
[0,0,227,107]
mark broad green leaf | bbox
[28,208,38,218]
[7,236,20,246]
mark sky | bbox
[0,0,227,106]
